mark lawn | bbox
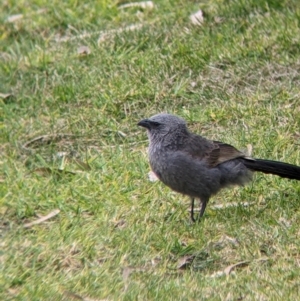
[1,0,300,300]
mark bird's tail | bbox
[242,158,300,180]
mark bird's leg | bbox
[190,198,209,222]
[190,198,196,222]
[199,198,208,218]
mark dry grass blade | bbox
[22,134,78,152]
[0,93,13,99]
[6,9,47,23]
[118,1,154,10]
[224,261,250,276]
[31,168,76,177]
[63,291,109,301]
[210,261,250,278]
[212,202,255,210]
[24,209,60,228]
[71,159,91,171]
[97,24,144,44]
[55,23,145,43]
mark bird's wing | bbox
[207,141,246,166]
[183,135,246,167]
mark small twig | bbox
[24,209,60,228]
[54,23,145,43]
[21,134,78,153]
[23,134,77,148]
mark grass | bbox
[1,0,300,299]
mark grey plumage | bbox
[138,113,300,221]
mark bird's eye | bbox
[150,121,160,127]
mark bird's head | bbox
[138,113,188,143]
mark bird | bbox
[138,113,300,221]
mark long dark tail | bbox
[242,158,300,180]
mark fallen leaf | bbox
[77,46,91,55]
[7,14,23,23]
[177,255,195,270]
[190,10,204,26]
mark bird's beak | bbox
[137,119,151,129]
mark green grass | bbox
[1,0,300,299]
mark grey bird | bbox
[138,113,300,221]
